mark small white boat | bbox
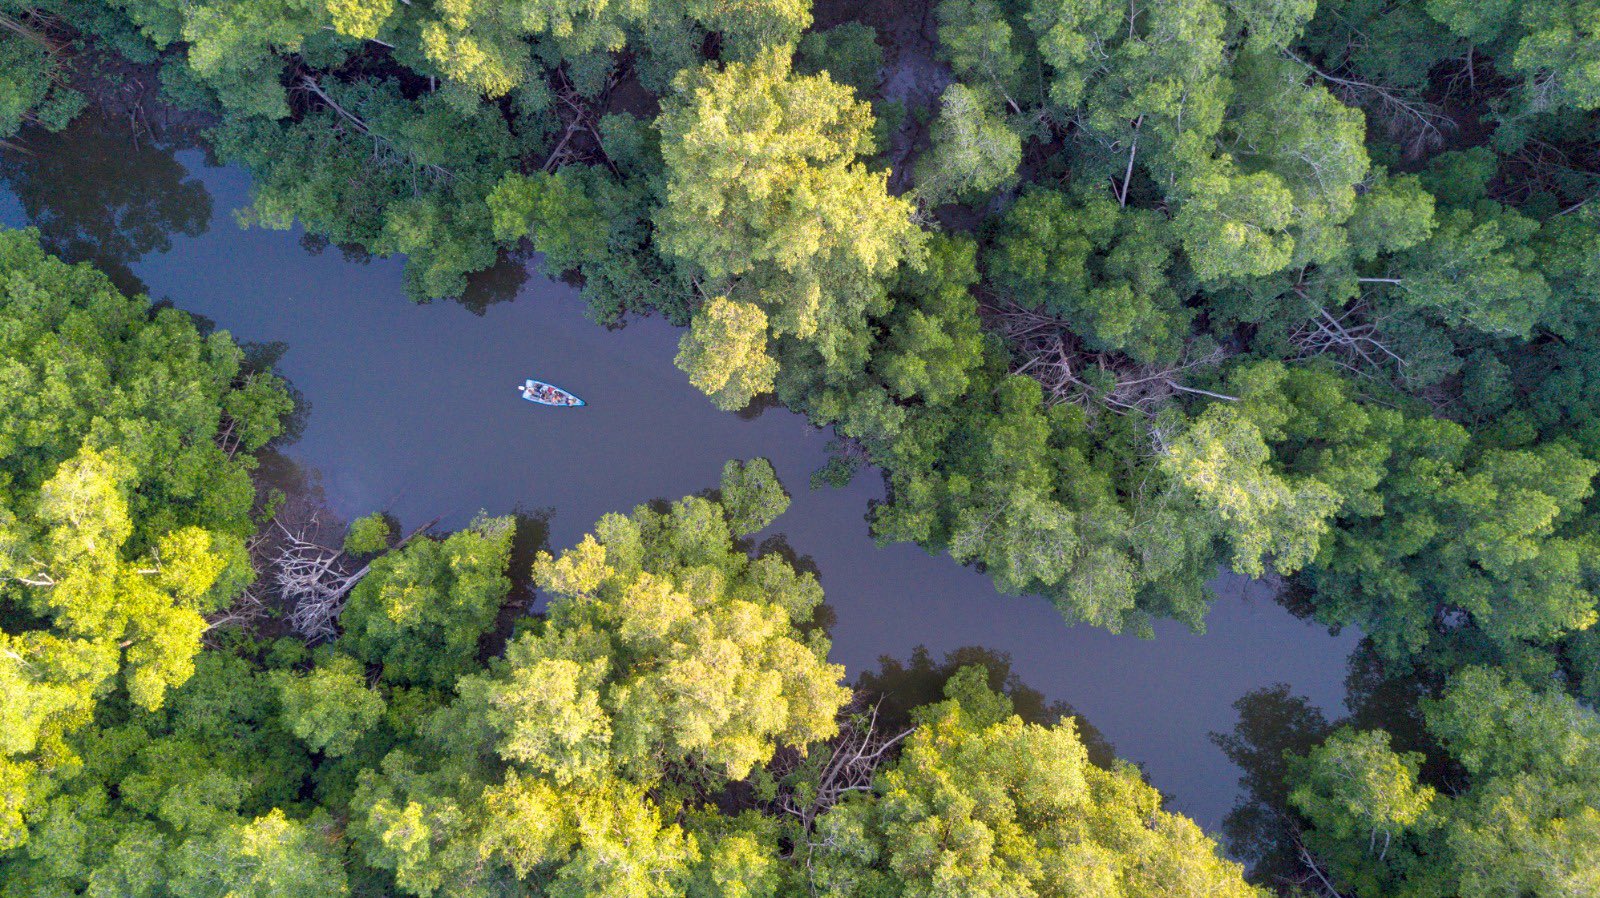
[519,378,585,407]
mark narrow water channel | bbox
[0,116,1362,830]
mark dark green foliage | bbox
[1164,361,1600,665]
[0,231,289,848]
[0,23,82,140]
[339,514,515,688]
[342,514,391,556]
[987,187,1190,362]
[870,234,987,406]
[210,78,534,301]
[1267,667,1600,898]
[795,23,883,97]
[718,457,790,536]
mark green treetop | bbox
[349,463,849,894]
[1286,666,1600,898]
[339,514,515,689]
[0,19,83,141]
[805,666,1267,898]
[0,231,288,848]
[655,46,923,381]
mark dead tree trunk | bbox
[773,700,914,834]
[274,515,440,642]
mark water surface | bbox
[0,116,1362,829]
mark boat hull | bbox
[520,378,586,407]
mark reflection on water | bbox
[1210,640,1438,879]
[0,111,1364,832]
[492,507,556,650]
[1211,685,1335,881]
[859,645,1118,769]
[0,115,209,295]
[1338,641,1437,762]
[456,253,533,316]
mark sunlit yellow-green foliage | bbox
[91,0,808,112]
[0,229,288,849]
[808,666,1267,898]
[339,513,515,688]
[675,296,779,411]
[656,46,922,376]
[349,463,849,895]
[273,650,385,757]
[1285,667,1600,898]
[495,481,846,781]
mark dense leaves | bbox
[0,15,81,140]
[656,46,922,379]
[0,229,289,849]
[339,514,515,689]
[7,0,1600,892]
[1276,668,1600,898]
[808,666,1266,898]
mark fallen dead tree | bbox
[273,516,364,642]
[980,293,1235,416]
[541,67,619,174]
[1287,52,1454,159]
[267,512,439,642]
[770,699,914,835]
[1290,298,1407,380]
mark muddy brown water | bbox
[0,115,1361,832]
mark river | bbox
[0,114,1361,831]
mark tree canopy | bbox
[8,0,1600,892]
[0,228,289,850]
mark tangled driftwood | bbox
[272,517,367,642]
[771,700,914,834]
[1290,299,1407,380]
[270,514,440,642]
[980,293,1235,415]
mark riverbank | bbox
[0,114,1362,829]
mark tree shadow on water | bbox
[752,532,822,580]
[452,252,531,316]
[1211,640,1447,888]
[735,393,783,421]
[480,507,555,659]
[506,507,556,608]
[752,532,835,637]
[856,645,1118,768]
[0,112,211,296]
[1210,684,1334,885]
[241,339,313,447]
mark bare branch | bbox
[976,291,1232,421]
[770,698,915,836]
[298,76,453,182]
[1285,52,1453,158]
